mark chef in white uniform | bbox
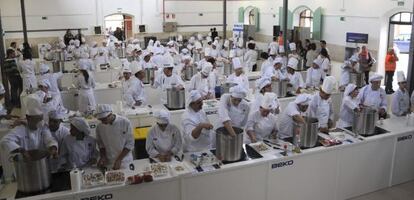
[39,63,63,93]
[151,56,185,104]
[278,94,312,140]
[18,53,37,91]
[357,74,388,119]
[391,71,411,116]
[96,104,134,170]
[94,48,110,67]
[286,57,305,94]
[263,57,288,81]
[47,109,70,171]
[146,110,182,162]
[261,48,277,75]
[243,42,258,72]
[141,51,157,69]
[0,94,58,156]
[218,85,250,136]
[251,77,280,114]
[288,43,300,60]
[245,92,279,143]
[308,76,336,133]
[127,64,146,107]
[89,42,99,59]
[36,79,65,121]
[226,57,249,91]
[210,41,220,59]
[306,58,325,88]
[188,62,215,99]
[60,117,98,169]
[121,66,140,107]
[75,63,96,115]
[336,84,361,128]
[182,90,214,152]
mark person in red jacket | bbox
[384,48,399,94]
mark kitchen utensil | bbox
[271,80,288,98]
[295,117,319,148]
[215,127,244,162]
[350,72,366,88]
[166,87,185,109]
[220,83,237,94]
[352,107,378,136]
[143,68,155,84]
[184,65,198,81]
[223,62,233,76]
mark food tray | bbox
[82,172,105,188]
[105,170,126,185]
[189,151,219,167]
[147,163,169,177]
[249,142,272,153]
[169,163,188,176]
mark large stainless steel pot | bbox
[52,62,64,73]
[223,62,233,76]
[353,107,378,136]
[184,65,198,81]
[297,58,304,71]
[216,127,244,161]
[271,80,288,97]
[143,68,155,84]
[193,52,202,63]
[116,48,126,58]
[220,83,237,94]
[350,72,366,88]
[10,150,51,193]
[166,87,185,109]
[55,51,65,62]
[295,117,319,148]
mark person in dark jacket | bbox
[4,49,23,108]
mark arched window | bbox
[299,9,313,28]
[390,12,413,25]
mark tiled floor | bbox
[348,181,414,200]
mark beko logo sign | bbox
[272,160,294,169]
[80,194,113,200]
[397,134,412,142]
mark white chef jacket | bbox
[218,94,250,128]
[306,50,318,67]
[220,49,229,59]
[181,108,212,152]
[210,49,220,58]
[60,134,98,169]
[141,60,157,69]
[235,48,244,58]
[125,78,146,107]
[94,55,110,66]
[146,124,182,158]
[188,72,215,97]
[18,59,37,90]
[262,67,287,81]
[337,96,360,128]
[308,94,334,128]
[244,49,258,72]
[79,58,96,71]
[287,72,305,91]
[340,65,351,88]
[319,57,331,75]
[226,73,249,91]
[391,89,410,116]
[122,77,139,106]
[357,85,387,111]
[40,72,63,93]
[306,67,325,88]
[96,115,134,169]
[152,73,185,104]
[0,124,57,153]
[48,125,70,171]
[260,58,273,75]
[75,71,96,113]
[245,110,278,143]
[250,92,280,114]
[278,102,302,139]
[89,47,98,58]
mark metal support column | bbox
[0,10,11,108]
[408,3,414,95]
[282,0,288,52]
[223,0,227,39]
[20,0,28,43]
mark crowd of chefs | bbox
[1,30,414,172]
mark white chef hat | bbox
[177,35,183,42]
[238,39,244,48]
[48,108,66,120]
[313,58,323,67]
[369,73,383,82]
[0,84,5,95]
[321,76,337,94]
[38,79,51,88]
[59,41,66,49]
[195,42,203,50]
[256,77,271,91]
[122,66,132,73]
[39,63,50,74]
[132,39,139,44]
[74,40,80,47]
[289,43,296,51]
[268,47,277,56]
[167,40,174,46]
[148,39,154,46]
[278,45,285,53]
[206,37,212,43]
[25,94,43,116]
[212,40,219,47]
[81,52,89,59]
[70,117,91,135]
[186,90,203,107]
[294,94,312,105]
[78,60,90,70]
[287,57,299,70]
[230,85,247,99]
[260,92,278,110]
[142,51,151,58]
[397,71,406,83]
[181,48,189,54]
[130,61,143,74]
[197,34,203,41]
[98,47,106,53]
[153,110,170,124]
[204,48,212,57]
[201,62,212,76]
[232,57,243,70]
[224,40,230,48]
[161,56,175,69]
[344,83,357,96]
[349,55,359,63]
[45,44,52,50]
[273,57,283,65]
[95,104,113,119]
